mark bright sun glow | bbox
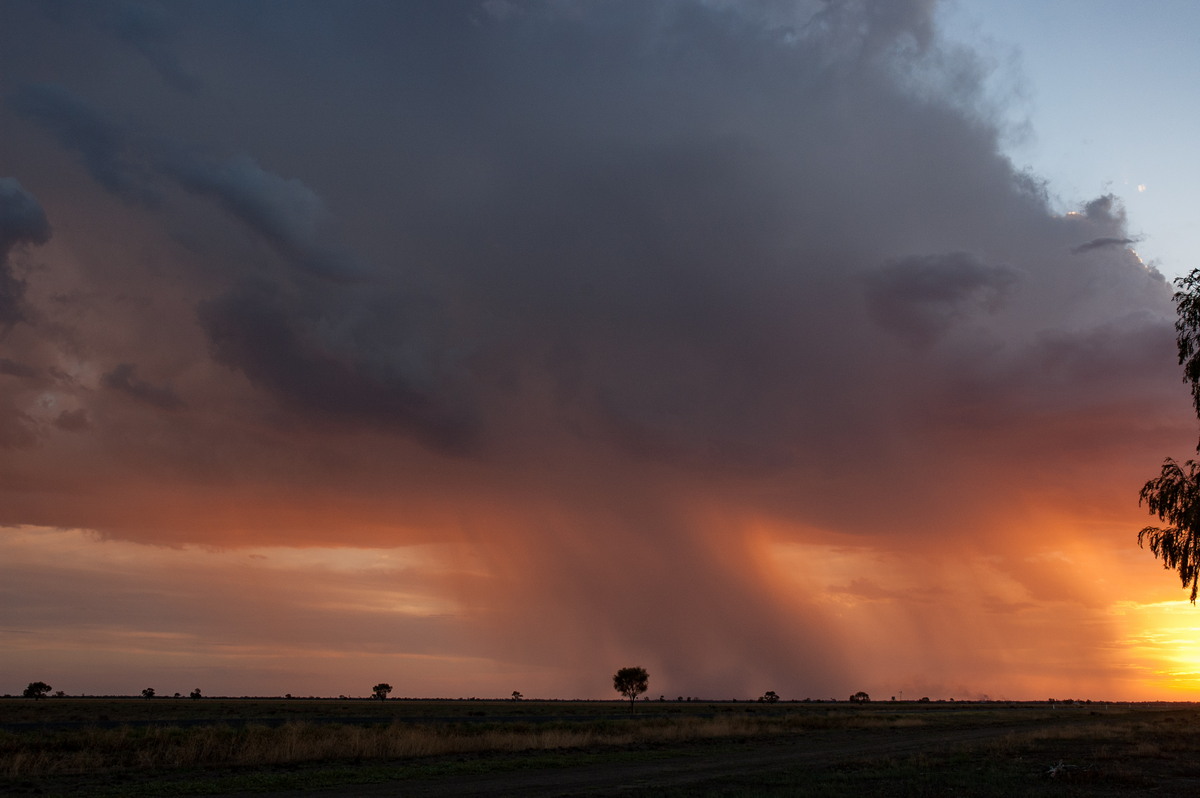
[1114,600,1200,696]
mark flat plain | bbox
[4,697,1200,796]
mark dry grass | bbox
[0,700,957,780]
[9,700,1188,787]
[0,714,809,778]
[979,710,1200,772]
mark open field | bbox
[4,698,1200,796]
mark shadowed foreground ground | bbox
[7,700,1200,796]
[231,724,1063,797]
[223,714,1200,797]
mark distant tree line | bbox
[17,674,902,705]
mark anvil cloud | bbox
[0,0,1191,700]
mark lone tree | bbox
[372,683,393,700]
[612,666,648,707]
[849,691,871,703]
[23,681,52,699]
[189,688,202,699]
[141,687,155,699]
[1141,268,1200,601]
[759,690,780,703]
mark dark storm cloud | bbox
[0,178,50,258]
[0,177,50,329]
[163,153,370,282]
[100,363,185,410]
[7,85,160,205]
[10,0,200,94]
[0,0,1176,499]
[9,76,444,447]
[0,259,28,329]
[53,408,90,432]
[0,402,37,449]
[1071,236,1135,255]
[0,178,49,451]
[112,2,201,94]
[10,85,365,281]
[0,358,38,378]
[196,281,476,452]
[866,252,1020,345]
[9,0,1171,477]
[0,0,1186,698]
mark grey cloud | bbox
[0,259,27,329]
[11,85,365,281]
[0,177,51,329]
[196,282,476,453]
[1022,316,1177,404]
[1071,236,1135,255]
[0,0,1183,698]
[925,311,1177,440]
[113,2,201,94]
[0,178,51,258]
[0,358,38,378]
[865,252,1020,346]
[1083,193,1120,222]
[5,1,1032,467]
[101,363,185,410]
[808,0,936,62]
[9,1,199,94]
[0,398,37,449]
[163,153,369,282]
[53,408,90,432]
[4,1,1172,485]
[7,85,160,205]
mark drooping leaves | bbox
[1139,457,1200,602]
[1139,268,1200,601]
[1173,269,1200,435]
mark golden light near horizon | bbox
[1116,599,1200,697]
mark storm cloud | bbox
[8,85,160,206]
[1072,236,1137,255]
[0,0,1188,700]
[101,363,185,411]
[0,177,50,329]
[866,252,1020,345]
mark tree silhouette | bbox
[372,683,392,700]
[1141,268,1200,601]
[1140,459,1200,601]
[612,666,648,707]
[23,681,51,699]
[189,688,202,699]
[141,687,155,699]
[849,691,870,703]
[759,690,780,703]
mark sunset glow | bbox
[3,0,1200,702]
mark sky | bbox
[2,0,1199,702]
[944,0,1200,283]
